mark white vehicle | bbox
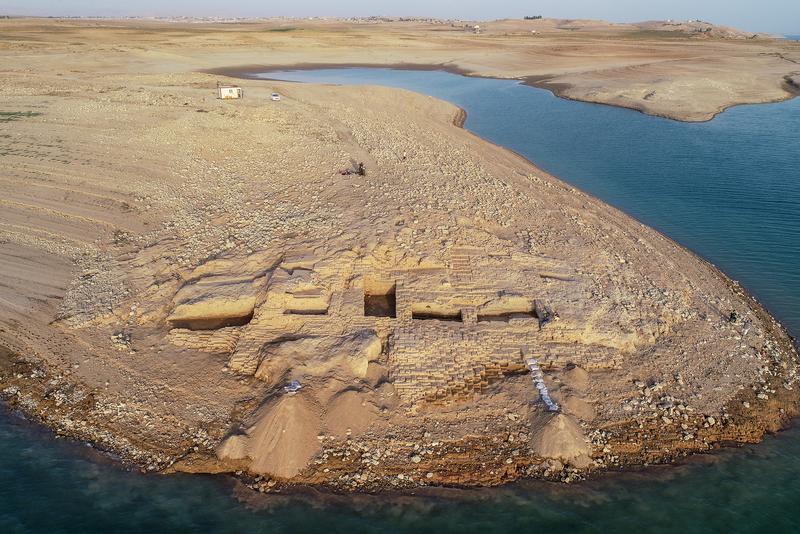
[271,92,281,101]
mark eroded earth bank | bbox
[1,19,799,492]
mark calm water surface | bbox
[2,68,799,533]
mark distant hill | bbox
[634,19,777,39]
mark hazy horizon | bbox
[2,1,799,35]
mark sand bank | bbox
[1,18,799,492]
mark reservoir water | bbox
[3,69,799,532]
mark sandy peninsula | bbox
[0,17,798,491]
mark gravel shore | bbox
[1,17,798,492]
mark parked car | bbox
[271,92,281,101]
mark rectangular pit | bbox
[476,297,538,323]
[476,311,537,323]
[284,288,329,315]
[411,303,463,322]
[363,278,397,318]
[170,312,254,331]
[284,308,328,315]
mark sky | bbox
[3,0,799,35]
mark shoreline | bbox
[3,395,797,513]
[217,62,797,327]
[2,299,798,494]
[2,394,799,509]
[2,18,799,493]
[204,62,800,123]
[2,69,799,493]
[522,73,800,123]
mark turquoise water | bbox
[785,35,800,40]
[4,405,800,533]
[2,68,800,532]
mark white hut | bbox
[217,85,243,99]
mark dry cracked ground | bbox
[0,19,799,491]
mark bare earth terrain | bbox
[0,18,798,491]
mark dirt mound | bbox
[218,394,322,478]
[530,413,590,463]
[561,395,595,421]
[324,390,379,437]
[562,365,589,390]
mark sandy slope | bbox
[4,17,798,121]
[0,18,798,491]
